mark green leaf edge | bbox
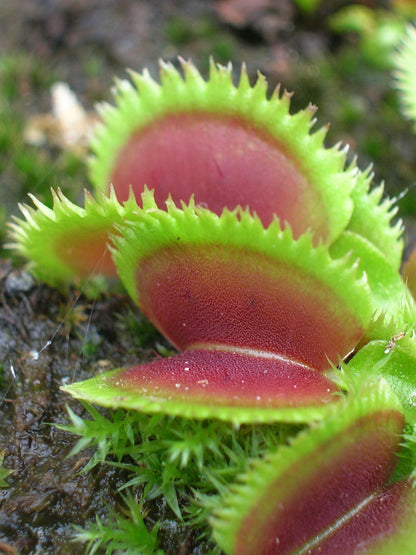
[346,339,416,425]
[61,367,339,425]
[394,24,416,129]
[330,229,411,321]
[346,165,403,270]
[89,57,357,244]
[112,189,374,332]
[210,377,403,554]
[7,187,138,287]
[365,481,416,555]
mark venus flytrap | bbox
[8,60,390,285]
[211,377,416,555]
[8,59,416,553]
[62,190,376,423]
[90,59,353,238]
[8,186,139,287]
[394,25,416,129]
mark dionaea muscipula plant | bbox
[8,58,416,553]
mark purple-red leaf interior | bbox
[136,243,365,371]
[106,349,337,408]
[56,227,118,278]
[307,480,414,554]
[110,112,329,240]
[232,407,405,554]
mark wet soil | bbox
[0,259,149,553]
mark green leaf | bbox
[347,339,416,425]
[330,229,411,322]
[90,58,356,244]
[61,350,339,425]
[394,24,416,129]
[345,166,403,270]
[7,187,138,287]
[211,378,408,555]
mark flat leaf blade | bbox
[62,348,339,424]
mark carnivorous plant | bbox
[9,58,416,553]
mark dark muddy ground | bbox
[1,1,416,554]
[0,259,150,553]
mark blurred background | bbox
[2,0,416,244]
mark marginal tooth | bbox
[306,102,318,118]
[310,125,327,147]
[209,59,233,89]
[141,187,157,211]
[269,83,281,105]
[282,89,293,108]
[113,76,134,95]
[250,72,268,103]
[238,62,250,92]
[83,189,96,210]
[27,194,55,219]
[180,56,199,79]
[18,203,41,229]
[129,68,161,103]
[53,188,84,217]
[341,143,350,155]
[95,101,114,119]
[159,58,183,90]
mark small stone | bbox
[4,270,35,295]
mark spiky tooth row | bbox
[112,190,373,338]
[90,58,404,265]
[345,164,403,269]
[89,58,356,244]
[329,230,410,327]
[347,339,416,425]
[394,25,416,128]
[211,377,406,555]
[7,187,137,287]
